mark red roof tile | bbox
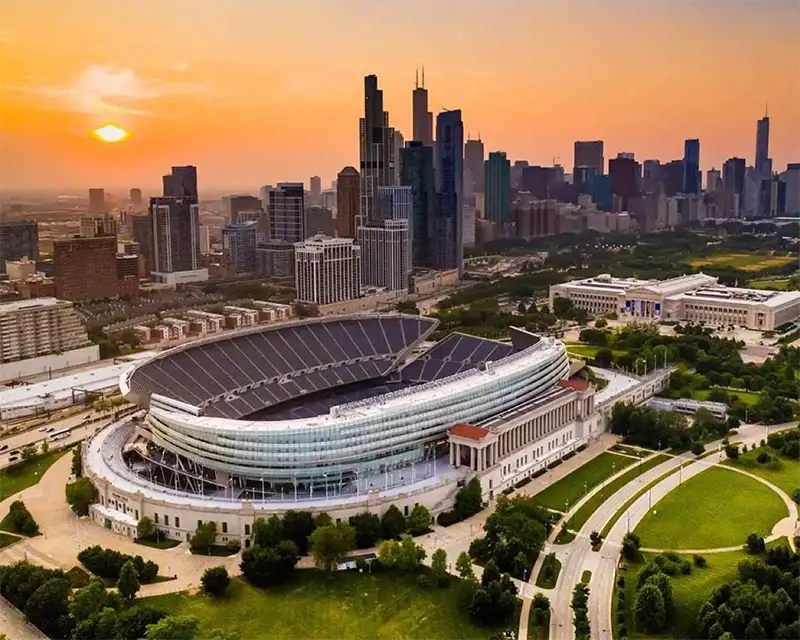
[558,378,590,392]
[449,423,490,441]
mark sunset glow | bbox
[92,124,128,143]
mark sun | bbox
[92,123,129,143]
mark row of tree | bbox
[77,545,159,583]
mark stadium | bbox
[84,313,615,541]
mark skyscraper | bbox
[608,156,640,208]
[268,183,305,243]
[393,130,405,184]
[378,186,413,264]
[484,151,511,224]
[642,160,662,193]
[224,195,262,224]
[295,235,361,305]
[574,141,604,174]
[336,167,360,238]
[412,68,433,146]
[53,236,118,301]
[722,157,747,217]
[222,221,259,276]
[706,169,721,193]
[150,196,204,284]
[755,115,771,178]
[400,142,435,268]
[464,137,485,193]
[683,139,701,194]
[163,166,198,199]
[88,188,105,214]
[129,188,142,206]
[309,176,322,206]
[357,219,410,292]
[434,109,464,275]
[359,75,395,221]
[0,221,38,274]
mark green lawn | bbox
[0,450,69,502]
[145,571,515,640]
[0,510,39,537]
[565,343,628,359]
[748,279,790,291]
[686,252,796,273]
[600,463,686,538]
[535,554,561,589]
[692,388,759,406]
[617,549,747,639]
[725,446,800,496]
[532,452,634,513]
[581,570,592,584]
[566,454,670,531]
[634,466,786,550]
[0,531,20,549]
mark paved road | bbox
[0,412,117,469]
[589,423,797,640]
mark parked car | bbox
[8,456,19,463]
[38,426,48,432]
[0,444,8,452]
[45,427,55,433]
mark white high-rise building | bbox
[377,185,413,264]
[357,219,410,293]
[294,234,361,305]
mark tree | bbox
[456,551,475,581]
[397,535,426,572]
[744,617,767,640]
[117,560,141,602]
[644,572,675,620]
[381,505,406,539]
[692,442,706,456]
[24,577,72,638]
[39,439,49,455]
[309,522,356,571]
[281,510,315,555]
[407,504,431,536]
[137,516,156,541]
[201,566,230,597]
[595,317,608,328]
[589,531,603,548]
[621,532,641,562]
[634,583,667,632]
[20,444,37,461]
[190,521,218,555]
[725,444,740,460]
[454,477,483,519]
[116,605,167,639]
[252,515,284,548]
[532,593,551,626]
[349,512,382,549]
[69,578,108,622]
[240,540,298,586]
[145,615,200,640]
[65,477,99,516]
[6,501,39,536]
[745,533,766,554]
[431,548,448,586]
[314,512,333,528]
[594,347,613,367]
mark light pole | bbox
[648,488,652,510]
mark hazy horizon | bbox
[1,0,798,192]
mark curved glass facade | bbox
[143,340,569,483]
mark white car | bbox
[38,426,48,432]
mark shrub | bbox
[693,554,707,568]
[756,451,772,464]
[436,510,460,527]
[201,566,230,596]
[691,443,705,456]
[6,501,39,537]
[725,444,740,460]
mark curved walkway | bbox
[590,423,798,640]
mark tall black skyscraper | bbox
[434,110,464,275]
[359,75,395,222]
[755,115,771,178]
[0,220,39,274]
[163,165,198,199]
[683,139,700,194]
[400,142,435,268]
[411,68,433,146]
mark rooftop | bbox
[0,297,63,314]
[449,423,490,441]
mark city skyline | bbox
[1,0,798,191]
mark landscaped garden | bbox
[633,466,787,550]
[147,571,512,639]
[565,454,670,531]
[531,452,634,513]
[686,252,796,272]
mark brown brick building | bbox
[54,236,119,301]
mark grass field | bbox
[566,454,670,531]
[532,452,634,513]
[725,446,800,496]
[0,450,69,502]
[749,278,791,291]
[0,532,20,549]
[616,548,747,639]
[634,466,787,550]
[600,463,687,538]
[686,252,796,273]
[581,570,592,584]
[692,388,759,407]
[146,572,514,640]
[565,343,628,359]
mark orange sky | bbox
[1,0,798,192]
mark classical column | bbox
[470,446,476,471]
